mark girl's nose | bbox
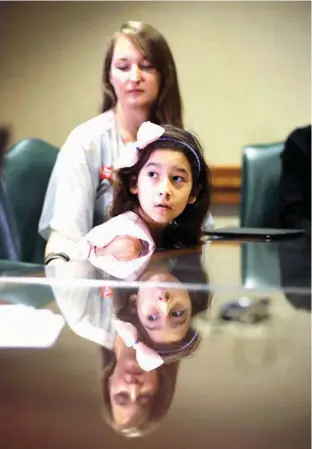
[158,179,171,198]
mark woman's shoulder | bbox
[66,109,117,145]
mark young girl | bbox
[70,121,211,267]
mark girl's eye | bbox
[172,175,185,183]
[171,310,185,318]
[148,171,158,178]
[147,314,159,321]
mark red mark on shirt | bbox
[100,166,113,182]
[100,286,113,299]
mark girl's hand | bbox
[95,236,143,261]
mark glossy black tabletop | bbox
[0,236,310,449]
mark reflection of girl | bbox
[100,252,211,436]
[100,252,211,437]
[49,262,181,437]
[115,252,212,356]
[48,252,212,437]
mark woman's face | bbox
[136,271,192,343]
[109,339,158,425]
[110,33,161,110]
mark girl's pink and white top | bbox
[75,211,155,280]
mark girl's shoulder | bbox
[89,211,154,244]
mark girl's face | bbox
[136,271,192,343]
[130,149,196,232]
[110,34,160,110]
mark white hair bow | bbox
[114,121,165,170]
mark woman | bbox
[100,342,179,438]
[39,21,183,259]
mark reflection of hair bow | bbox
[114,121,165,170]
[114,319,164,372]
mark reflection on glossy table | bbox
[0,237,310,449]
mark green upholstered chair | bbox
[1,138,59,264]
[241,241,281,289]
[240,142,284,228]
[240,141,285,289]
[0,128,19,260]
[0,187,20,260]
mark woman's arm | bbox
[45,230,77,258]
[39,128,99,259]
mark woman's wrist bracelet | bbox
[44,252,71,266]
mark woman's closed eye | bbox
[140,61,154,71]
[113,392,130,406]
[115,61,129,71]
[115,60,153,72]
[138,394,153,406]
[113,392,153,407]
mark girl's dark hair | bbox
[101,21,183,127]
[111,125,211,249]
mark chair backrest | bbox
[0,187,20,260]
[0,127,20,260]
[2,138,59,264]
[240,142,284,228]
[241,241,281,289]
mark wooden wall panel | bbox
[210,166,241,205]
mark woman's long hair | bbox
[100,347,179,437]
[101,21,183,127]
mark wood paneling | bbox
[210,166,241,205]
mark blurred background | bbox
[0,0,310,225]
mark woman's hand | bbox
[45,230,77,258]
[95,236,143,261]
